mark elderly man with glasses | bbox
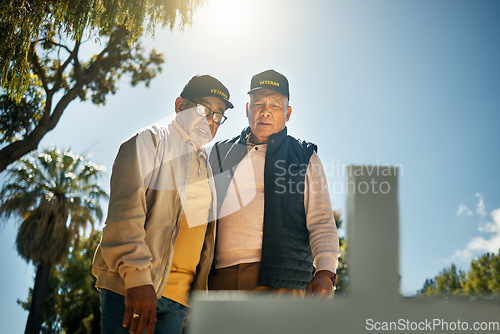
[92,75,233,334]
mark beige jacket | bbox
[92,123,217,298]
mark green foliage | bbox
[333,211,348,295]
[0,76,45,143]
[0,0,203,98]
[0,0,204,173]
[418,250,500,299]
[1,147,107,334]
[418,278,436,294]
[19,232,102,334]
[463,252,500,296]
[0,147,107,264]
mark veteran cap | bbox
[180,75,234,109]
[248,69,290,100]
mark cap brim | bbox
[223,99,234,109]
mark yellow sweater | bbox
[163,214,208,306]
[163,121,212,306]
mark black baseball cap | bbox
[180,75,234,109]
[247,69,290,100]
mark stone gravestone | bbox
[188,165,500,334]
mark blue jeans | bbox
[100,289,188,334]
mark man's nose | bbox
[259,104,272,116]
[197,116,211,129]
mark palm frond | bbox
[1,147,108,265]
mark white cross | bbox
[189,165,500,333]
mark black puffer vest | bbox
[210,127,317,290]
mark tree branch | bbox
[53,41,72,54]
[47,85,81,131]
[37,39,72,54]
[28,44,49,93]
[86,25,129,76]
[52,38,81,92]
[0,80,82,173]
[0,26,134,174]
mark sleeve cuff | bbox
[124,269,153,290]
[314,254,339,274]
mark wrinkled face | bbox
[175,96,227,146]
[246,89,291,144]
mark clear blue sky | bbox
[1,0,500,332]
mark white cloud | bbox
[448,204,500,264]
[457,203,473,216]
[475,193,487,217]
[451,234,500,262]
[478,209,500,233]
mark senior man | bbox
[92,74,233,334]
[208,69,339,297]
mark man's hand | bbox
[305,270,335,298]
[123,285,157,334]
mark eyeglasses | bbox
[194,103,227,125]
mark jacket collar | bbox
[240,126,287,155]
[239,126,252,142]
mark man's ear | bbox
[175,97,185,114]
[246,102,250,118]
[286,105,292,121]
